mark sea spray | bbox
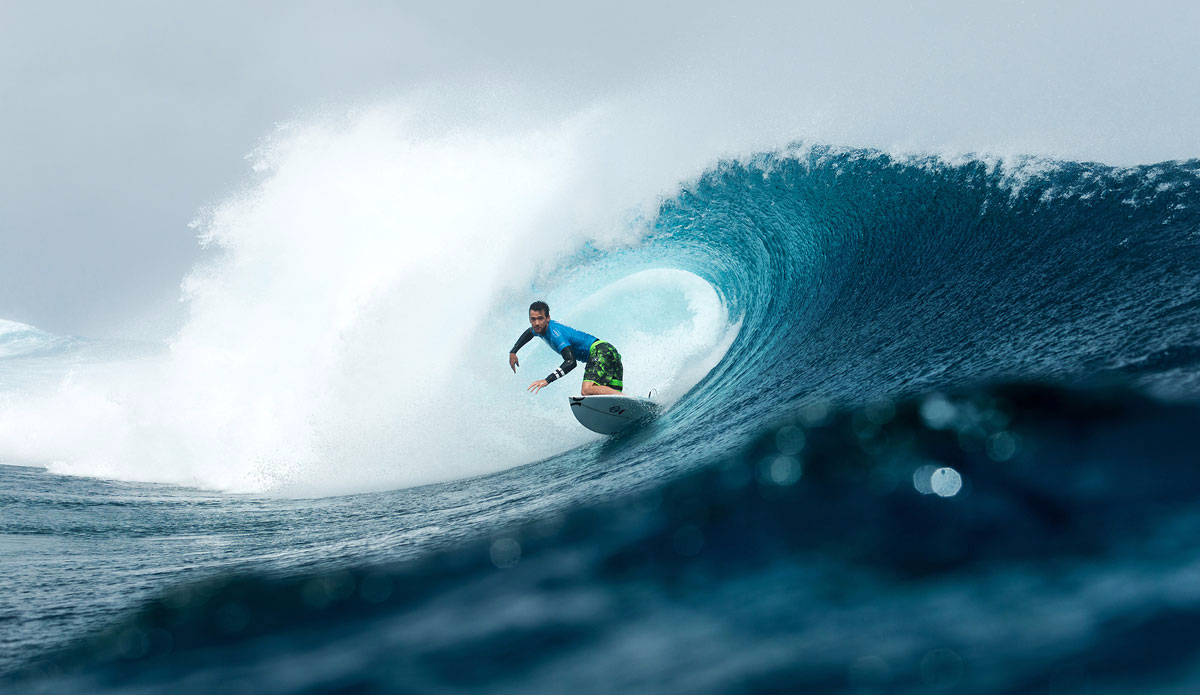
[0,103,736,493]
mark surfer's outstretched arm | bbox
[509,328,534,372]
[528,347,576,394]
[545,346,577,383]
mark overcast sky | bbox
[2,1,1198,337]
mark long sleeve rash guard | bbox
[510,327,579,384]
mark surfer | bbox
[509,301,624,396]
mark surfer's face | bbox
[529,310,549,335]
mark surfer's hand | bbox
[528,379,548,394]
[509,353,519,373]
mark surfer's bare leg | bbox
[581,380,622,396]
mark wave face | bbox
[596,148,1200,445]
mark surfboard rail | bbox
[568,394,657,435]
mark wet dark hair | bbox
[529,300,550,317]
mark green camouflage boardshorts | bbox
[583,341,623,391]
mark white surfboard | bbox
[568,394,658,435]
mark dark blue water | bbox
[5,147,1200,692]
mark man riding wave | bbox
[509,301,623,396]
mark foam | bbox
[0,103,736,494]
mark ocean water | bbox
[4,143,1200,693]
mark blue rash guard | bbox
[509,319,600,384]
[539,320,599,364]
